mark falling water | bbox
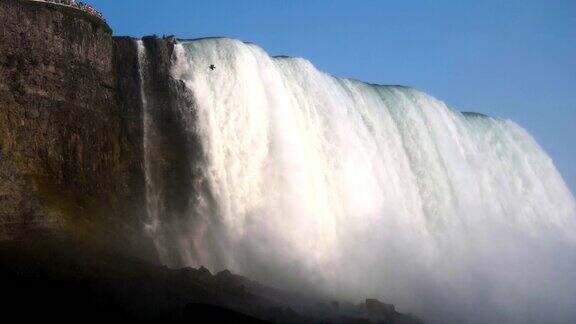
[141,38,576,323]
[137,40,167,261]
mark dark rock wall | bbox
[0,0,153,260]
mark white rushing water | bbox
[141,38,576,323]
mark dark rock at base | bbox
[183,303,271,323]
[366,298,396,319]
[361,299,425,324]
[0,234,424,323]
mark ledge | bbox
[18,0,112,34]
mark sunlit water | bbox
[139,38,576,323]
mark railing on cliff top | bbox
[29,0,106,23]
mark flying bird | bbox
[209,64,215,70]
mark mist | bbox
[139,37,576,324]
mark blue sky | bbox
[91,0,576,194]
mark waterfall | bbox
[143,37,576,323]
[137,40,167,262]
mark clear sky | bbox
[90,0,576,194]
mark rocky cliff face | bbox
[0,0,152,259]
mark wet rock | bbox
[365,298,396,318]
